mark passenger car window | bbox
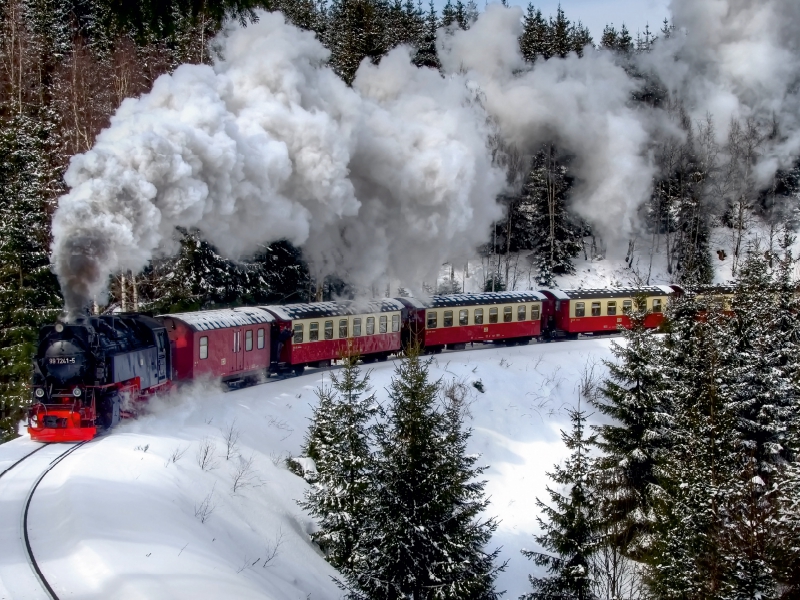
[353,318,362,336]
[199,336,208,359]
[474,308,484,324]
[459,309,468,326]
[575,302,586,317]
[622,300,633,314]
[652,298,663,313]
[489,308,498,324]
[517,305,526,321]
[366,317,375,335]
[324,320,333,340]
[503,306,513,322]
[607,301,617,316]
[531,304,540,320]
[392,314,400,332]
[309,322,319,341]
[427,312,438,329]
[339,319,348,338]
[443,311,453,327]
[379,316,387,333]
[591,302,601,317]
[293,323,303,344]
[257,328,265,349]
[245,330,253,351]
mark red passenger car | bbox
[159,307,274,386]
[540,286,675,337]
[261,300,405,373]
[399,292,546,351]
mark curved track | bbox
[0,441,86,600]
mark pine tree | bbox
[440,0,456,28]
[343,349,504,599]
[328,0,388,85]
[549,5,572,58]
[300,353,377,571]
[520,145,582,286]
[600,24,618,50]
[649,299,744,598]
[0,114,62,442]
[569,21,592,57]
[148,228,250,312]
[92,0,270,39]
[519,4,549,63]
[522,407,600,600]
[248,240,311,304]
[413,0,440,69]
[615,24,633,54]
[592,299,668,560]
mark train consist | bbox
[27,285,730,443]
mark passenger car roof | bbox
[160,307,274,332]
[261,299,405,321]
[556,286,675,300]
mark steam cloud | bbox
[51,1,800,313]
[52,11,505,313]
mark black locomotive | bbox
[29,314,171,442]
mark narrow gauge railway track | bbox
[0,441,88,600]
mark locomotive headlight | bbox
[72,387,82,397]
[55,323,64,333]
[35,388,45,398]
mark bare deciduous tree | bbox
[196,436,219,471]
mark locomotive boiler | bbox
[28,314,171,442]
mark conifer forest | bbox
[3,0,800,598]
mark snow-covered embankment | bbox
[6,338,615,599]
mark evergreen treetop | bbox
[342,348,504,599]
[522,406,600,600]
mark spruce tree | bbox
[522,407,600,600]
[519,4,548,63]
[520,145,582,286]
[600,24,618,50]
[343,349,504,599]
[569,21,592,57]
[649,301,743,598]
[592,298,668,560]
[413,0,440,69]
[548,5,572,58]
[0,115,62,442]
[149,228,249,312]
[300,353,377,571]
[440,0,456,28]
[328,0,388,85]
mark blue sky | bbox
[434,0,672,42]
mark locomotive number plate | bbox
[48,357,76,364]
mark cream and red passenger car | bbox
[398,292,546,351]
[539,286,675,337]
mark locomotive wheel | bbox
[98,392,121,431]
[293,365,306,376]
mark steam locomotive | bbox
[28,314,171,442]
[28,285,734,443]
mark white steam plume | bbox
[641,0,800,185]
[52,1,800,313]
[437,5,659,244]
[52,11,504,314]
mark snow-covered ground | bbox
[0,338,615,599]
